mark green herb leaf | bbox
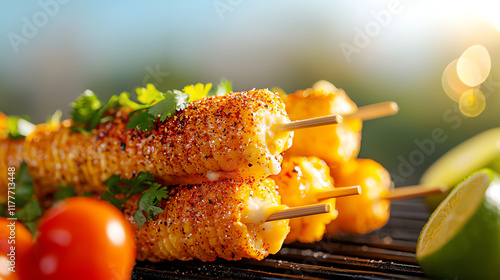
[54,185,77,202]
[15,162,34,208]
[0,203,7,218]
[147,93,178,122]
[16,200,43,235]
[70,90,143,134]
[6,116,35,139]
[70,90,101,126]
[118,92,143,109]
[100,191,127,211]
[100,171,157,212]
[210,78,233,96]
[46,110,62,126]
[125,109,156,131]
[133,183,169,228]
[120,172,155,197]
[136,84,165,105]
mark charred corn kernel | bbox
[271,156,337,243]
[22,90,293,198]
[123,178,289,262]
[282,85,362,168]
[327,158,391,235]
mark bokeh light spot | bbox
[457,45,491,87]
[459,88,486,117]
[442,59,478,103]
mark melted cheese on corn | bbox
[271,156,337,243]
[242,196,289,254]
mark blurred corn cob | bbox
[0,113,26,201]
[327,158,391,235]
[123,177,289,262]
[271,156,337,243]
[18,89,292,198]
[282,81,362,168]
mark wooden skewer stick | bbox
[316,186,362,201]
[382,185,447,201]
[266,203,332,222]
[344,101,399,121]
[276,114,342,132]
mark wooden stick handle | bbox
[276,114,342,132]
[382,185,447,201]
[345,101,399,121]
[316,186,361,201]
[266,203,332,222]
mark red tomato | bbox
[0,217,33,279]
[26,197,136,280]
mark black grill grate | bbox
[132,199,431,279]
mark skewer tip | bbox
[388,101,399,114]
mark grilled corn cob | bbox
[327,158,391,235]
[123,177,289,262]
[0,113,25,201]
[22,89,293,198]
[0,137,24,201]
[270,156,337,243]
[282,83,362,168]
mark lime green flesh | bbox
[421,128,500,210]
[416,170,500,280]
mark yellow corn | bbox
[0,137,24,201]
[282,86,362,168]
[271,156,337,243]
[327,158,391,235]
[20,89,292,198]
[124,178,289,262]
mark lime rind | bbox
[421,127,500,210]
[417,169,500,279]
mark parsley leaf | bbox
[125,108,156,131]
[209,78,233,96]
[133,183,169,228]
[70,90,101,130]
[9,162,43,235]
[15,162,35,208]
[136,84,165,105]
[54,185,77,202]
[126,86,189,131]
[100,172,168,227]
[100,172,156,211]
[147,92,178,122]
[46,110,62,126]
[16,200,43,235]
[70,90,142,134]
[5,116,35,139]
[184,83,212,102]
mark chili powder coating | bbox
[124,177,290,262]
[18,89,292,198]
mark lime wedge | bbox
[416,169,500,279]
[420,128,500,210]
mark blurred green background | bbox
[1,0,499,185]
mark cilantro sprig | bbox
[70,90,142,134]
[133,183,169,228]
[2,115,35,139]
[70,79,232,133]
[0,162,44,234]
[100,171,170,227]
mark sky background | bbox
[1,0,500,185]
